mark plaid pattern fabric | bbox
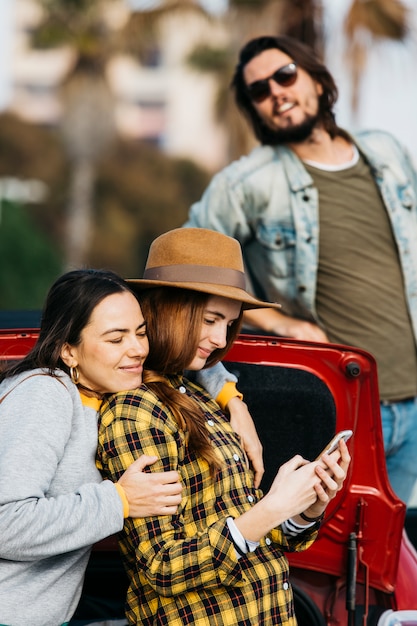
[97,375,318,625]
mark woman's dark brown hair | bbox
[0,269,133,382]
[232,35,339,143]
[139,287,243,475]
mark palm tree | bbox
[31,0,208,269]
[30,0,122,267]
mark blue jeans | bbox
[381,397,417,504]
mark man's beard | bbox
[259,112,320,146]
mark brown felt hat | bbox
[127,228,281,310]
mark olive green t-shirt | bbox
[304,153,417,401]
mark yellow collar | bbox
[79,391,102,411]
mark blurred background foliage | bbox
[0,111,210,307]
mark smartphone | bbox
[315,429,353,460]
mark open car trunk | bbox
[225,335,416,625]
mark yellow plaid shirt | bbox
[97,375,318,625]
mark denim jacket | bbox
[186,130,417,345]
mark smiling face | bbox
[243,48,323,142]
[60,290,149,394]
[187,295,241,371]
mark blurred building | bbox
[6,0,228,172]
[11,0,72,124]
[0,0,14,110]
[107,13,229,171]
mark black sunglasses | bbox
[246,62,298,103]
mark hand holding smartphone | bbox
[315,429,353,461]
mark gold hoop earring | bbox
[70,366,79,385]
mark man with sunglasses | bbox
[185,35,417,505]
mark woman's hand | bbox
[296,438,351,522]
[117,455,182,518]
[265,455,321,520]
[234,455,323,542]
[227,396,264,488]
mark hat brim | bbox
[127,279,281,311]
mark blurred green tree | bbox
[0,199,62,309]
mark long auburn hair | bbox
[139,287,243,475]
[232,35,340,143]
[0,269,133,382]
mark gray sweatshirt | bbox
[0,370,124,626]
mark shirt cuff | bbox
[282,517,316,537]
[114,482,129,518]
[226,517,259,560]
[216,382,244,411]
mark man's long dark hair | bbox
[232,35,339,144]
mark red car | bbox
[1,317,417,626]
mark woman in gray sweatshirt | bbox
[0,269,183,626]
